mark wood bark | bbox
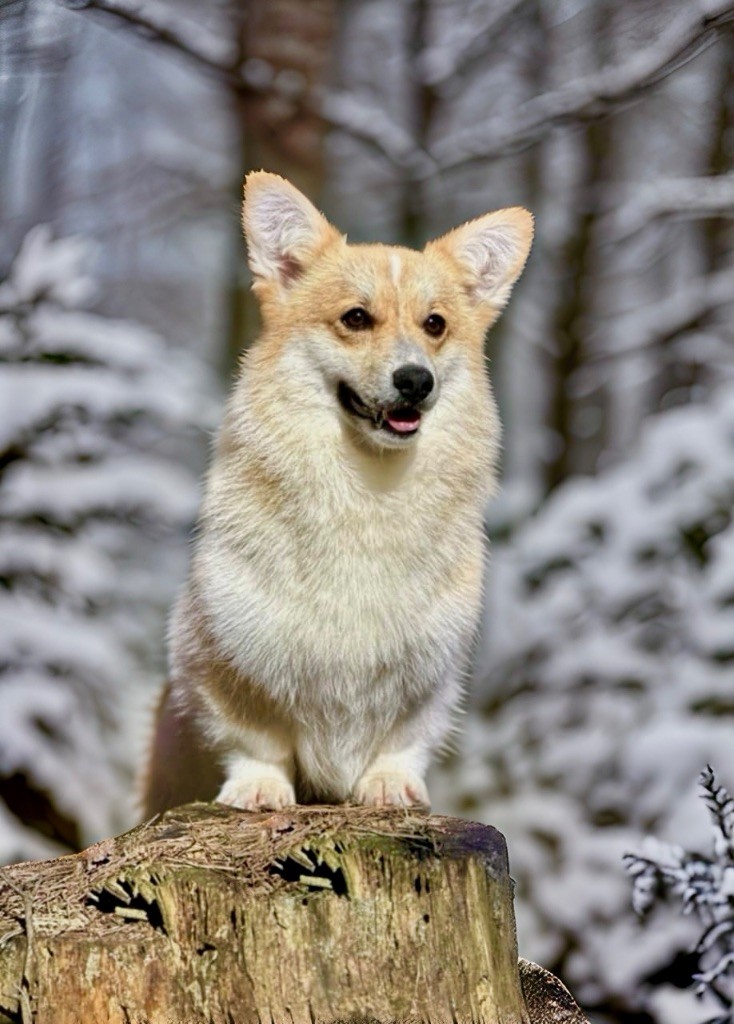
[0,803,587,1024]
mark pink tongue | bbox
[386,412,421,433]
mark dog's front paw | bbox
[353,771,430,809]
[216,776,295,812]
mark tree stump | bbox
[0,803,587,1024]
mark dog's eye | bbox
[424,313,446,338]
[341,307,373,331]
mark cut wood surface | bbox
[0,803,588,1024]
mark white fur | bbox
[165,175,526,810]
[354,752,430,808]
[389,251,402,287]
[176,327,497,806]
[218,753,295,811]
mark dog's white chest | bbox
[199,476,482,718]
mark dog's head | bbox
[242,172,533,452]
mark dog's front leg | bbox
[352,746,431,809]
[216,722,296,811]
[352,672,464,809]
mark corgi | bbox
[141,172,533,815]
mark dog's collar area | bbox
[337,381,421,437]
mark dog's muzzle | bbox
[337,381,423,437]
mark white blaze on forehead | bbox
[389,252,402,287]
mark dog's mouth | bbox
[337,382,422,437]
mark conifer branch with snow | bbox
[0,226,216,862]
[625,767,734,1022]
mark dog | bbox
[141,171,533,815]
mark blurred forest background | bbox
[2,0,734,1021]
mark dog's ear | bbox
[427,208,533,311]
[243,172,340,288]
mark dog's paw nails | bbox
[216,777,295,811]
[353,772,430,809]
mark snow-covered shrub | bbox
[626,767,734,1024]
[432,381,734,1021]
[0,227,216,862]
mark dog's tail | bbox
[138,681,224,820]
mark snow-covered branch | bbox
[420,0,530,87]
[61,0,420,174]
[319,89,435,176]
[431,0,734,172]
[437,374,734,1019]
[61,0,242,84]
[625,767,734,1015]
[0,227,217,861]
[601,173,734,241]
[591,265,734,362]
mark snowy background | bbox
[2,1,734,1021]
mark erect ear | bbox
[427,208,534,311]
[242,171,341,288]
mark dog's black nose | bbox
[393,364,434,403]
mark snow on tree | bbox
[625,766,734,1024]
[317,3,734,1018]
[0,226,216,863]
[326,0,734,504]
[6,4,734,1020]
[432,377,734,1021]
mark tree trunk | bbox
[0,803,587,1024]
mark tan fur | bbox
[141,172,533,815]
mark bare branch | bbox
[591,265,734,362]
[432,0,734,173]
[60,0,244,86]
[60,0,423,173]
[420,0,531,88]
[318,89,436,177]
[57,0,734,185]
[600,173,734,242]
